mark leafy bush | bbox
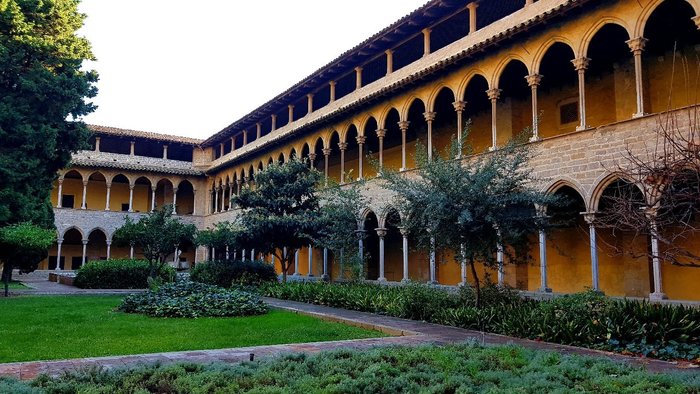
[190,259,277,288]
[118,280,268,318]
[74,259,175,289]
[23,344,700,393]
[263,282,700,362]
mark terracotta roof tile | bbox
[88,125,203,145]
[70,151,205,176]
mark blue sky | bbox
[78,0,426,139]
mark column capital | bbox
[322,147,332,156]
[466,2,478,11]
[486,88,502,101]
[582,211,597,225]
[423,111,436,122]
[376,128,387,138]
[354,66,363,73]
[129,183,135,190]
[375,227,388,238]
[82,180,89,186]
[452,100,467,112]
[338,142,348,151]
[329,80,336,87]
[288,104,294,110]
[399,227,409,237]
[626,37,648,54]
[308,152,317,161]
[356,135,367,145]
[81,239,89,245]
[173,187,179,193]
[58,178,64,185]
[571,57,591,71]
[398,120,410,131]
[236,179,242,185]
[105,181,112,188]
[693,15,700,30]
[106,240,112,246]
[525,74,543,87]
[385,49,393,55]
[56,238,64,245]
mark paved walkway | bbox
[0,297,696,380]
[8,270,143,295]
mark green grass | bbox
[4,280,29,290]
[0,295,385,363]
[4,344,698,393]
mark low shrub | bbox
[190,259,278,288]
[262,282,700,362]
[74,259,175,289]
[24,344,700,393]
[118,280,268,318]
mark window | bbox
[121,203,130,212]
[61,195,75,209]
[48,256,65,270]
[72,256,84,270]
[559,100,579,125]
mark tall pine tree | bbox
[0,0,98,228]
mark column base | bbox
[528,135,542,143]
[649,292,668,301]
[401,278,410,284]
[488,146,497,152]
[377,277,387,283]
[457,281,468,287]
[575,125,589,131]
[321,274,329,281]
[399,167,406,172]
[428,280,439,286]
[538,287,552,293]
[632,112,648,119]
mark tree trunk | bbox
[468,257,481,308]
[2,263,11,297]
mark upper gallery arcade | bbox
[48,0,700,302]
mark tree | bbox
[0,223,55,296]
[381,134,555,307]
[313,178,369,280]
[0,0,98,228]
[598,111,700,268]
[112,205,197,279]
[196,221,248,260]
[233,159,322,282]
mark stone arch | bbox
[579,18,633,58]
[400,96,426,121]
[426,85,457,112]
[289,147,298,161]
[339,122,357,143]
[456,69,490,101]
[588,172,644,212]
[542,177,589,211]
[491,54,531,89]
[62,226,85,240]
[324,129,341,149]
[531,37,577,74]
[377,105,401,129]
[635,0,700,38]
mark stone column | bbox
[81,180,88,209]
[128,184,135,212]
[243,130,248,145]
[105,182,111,211]
[225,245,229,260]
[242,249,246,261]
[422,28,431,57]
[322,248,329,280]
[288,105,294,124]
[496,227,504,286]
[526,74,543,142]
[251,249,255,261]
[228,183,234,211]
[172,187,178,208]
[627,37,648,118]
[398,121,410,171]
[356,135,366,180]
[192,189,197,215]
[130,245,134,259]
[81,239,88,267]
[271,114,277,132]
[308,152,316,169]
[452,101,466,158]
[646,209,667,300]
[293,249,299,276]
[487,88,501,151]
[221,187,226,212]
[467,2,478,33]
[338,142,347,184]
[583,213,600,291]
[423,111,436,161]
[385,50,393,75]
[219,143,224,158]
[163,144,168,159]
[356,229,365,278]
[56,179,64,208]
[429,236,437,284]
[400,228,409,283]
[130,141,135,156]
[236,180,242,195]
[55,239,63,271]
[307,244,314,277]
[256,123,262,139]
[323,148,331,186]
[459,243,467,287]
[151,188,157,212]
[106,240,111,260]
[214,187,219,213]
[572,57,590,131]
[538,229,551,293]
[95,137,101,152]
[329,81,336,102]
[376,228,387,282]
[307,94,314,115]
[355,67,363,90]
[376,129,386,173]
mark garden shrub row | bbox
[190,259,277,288]
[16,344,699,393]
[74,259,175,289]
[262,281,700,362]
[119,281,268,318]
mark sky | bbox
[78,0,427,139]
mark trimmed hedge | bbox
[74,259,175,289]
[190,259,277,288]
[119,280,268,318]
[262,281,700,362]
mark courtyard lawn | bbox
[5,281,28,290]
[5,344,698,393]
[0,295,385,363]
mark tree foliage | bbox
[232,159,322,282]
[112,205,197,278]
[0,222,55,296]
[381,133,556,306]
[196,221,248,258]
[0,0,98,228]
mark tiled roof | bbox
[70,151,205,176]
[88,125,203,145]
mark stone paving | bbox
[8,270,143,296]
[0,295,697,381]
